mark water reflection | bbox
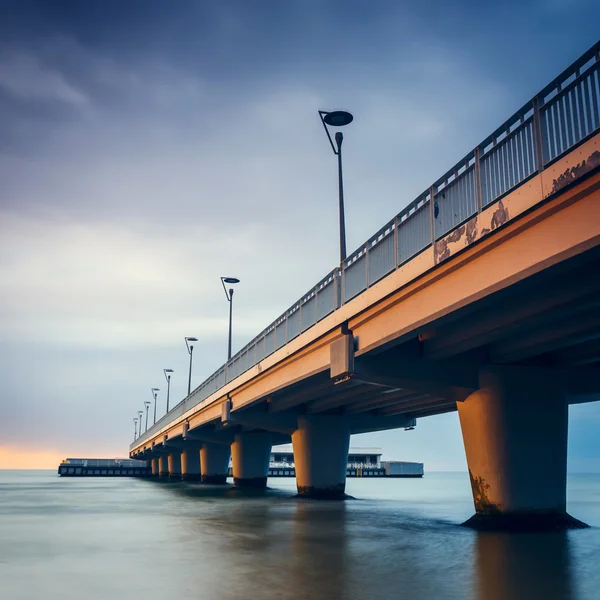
[475,532,574,600]
[290,501,349,600]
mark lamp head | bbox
[323,110,353,127]
[222,277,240,284]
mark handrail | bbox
[133,40,600,448]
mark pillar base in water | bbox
[233,476,267,488]
[202,474,228,484]
[182,473,202,482]
[169,474,182,481]
[462,510,588,532]
[158,471,169,479]
[296,484,347,500]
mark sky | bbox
[1,0,599,471]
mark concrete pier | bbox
[151,458,159,477]
[458,365,587,531]
[158,455,169,478]
[200,442,230,484]
[292,415,350,499]
[231,432,272,488]
[167,452,182,480]
[181,448,202,481]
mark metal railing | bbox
[135,41,600,447]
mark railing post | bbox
[474,147,483,213]
[365,242,369,289]
[429,185,436,244]
[393,215,399,268]
[532,96,545,172]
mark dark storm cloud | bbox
[1,0,599,466]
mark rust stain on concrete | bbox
[551,150,600,194]
[490,200,509,231]
[434,239,450,264]
[447,225,465,243]
[466,217,478,245]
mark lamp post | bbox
[221,277,240,361]
[137,411,143,437]
[151,388,160,425]
[133,417,138,441]
[164,369,174,413]
[185,337,198,395]
[318,110,354,263]
[144,401,151,432]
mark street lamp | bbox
[185,337,198,395]
[151,388,160,425]
[318,109,354,263]
[221,277,240,360]
[137,411,143,436]
[144,401,151,432]
[133,417,138,441]
[164,368,174,413]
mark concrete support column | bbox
[231,432,272,488]
[167,451,182,481]
[292,415,350,499]
[200,442,230,484]
[458,365,587,531]
[158,455,169,478]
[151,457,159,477]
[181,448,202,482]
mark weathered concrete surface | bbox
[231,432,272,489]
[181,448,201,481]
[458,365,588,531]
[200,442,230,485]
[158,455,169,479]
[168,452,182,480]
[292,415,350,500]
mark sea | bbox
[0,470,598,600]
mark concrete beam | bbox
[348,414,416,434]
[353,347,481,402]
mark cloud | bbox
[0,50,88,106]
[1,1,599,468]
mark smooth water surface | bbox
[0,471,598,600]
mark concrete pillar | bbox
[200,442,230,484]
[458,365,587,531]
[167,452,182,480]
[231,432,272,488]
[181,448,202,481]
[158,455,169,478]
[151,458,159,476]
[292,415,350,499]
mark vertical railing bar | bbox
[558,93,570,150]
[514,128,523,184]
[572,84,582,141]
[532,96,545,171]
[365,242,370,289]
[589,69,600,130]
[393,215,399,268]
[429,186,435,244]
[551,101,560,159]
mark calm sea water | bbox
[0,471,598,600]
